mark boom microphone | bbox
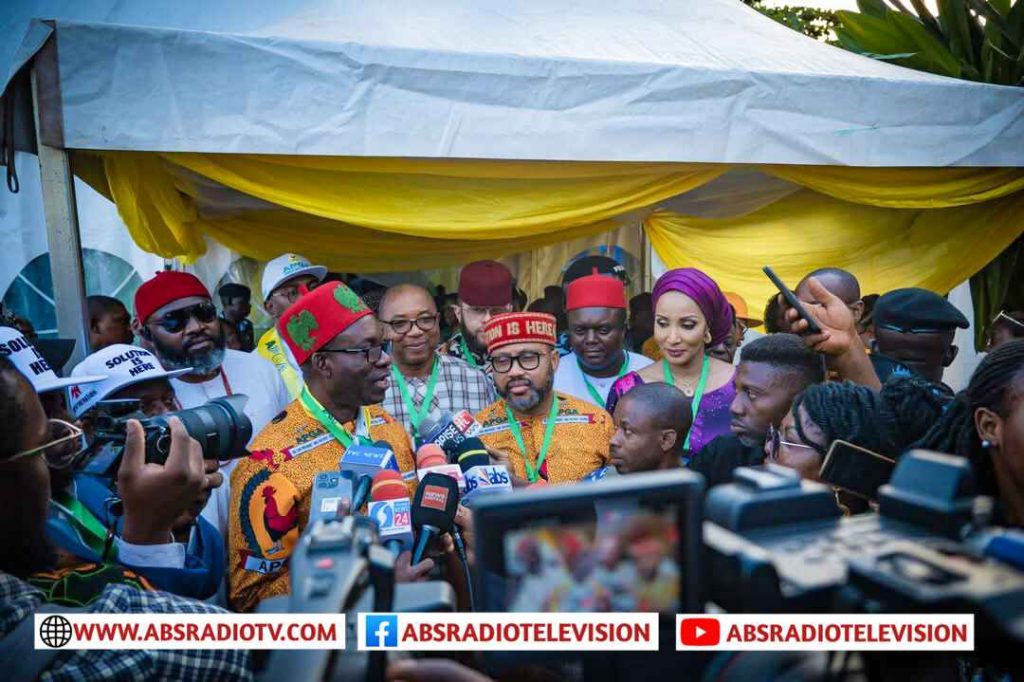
[368,470,414,556]
[456,437,512,507]
[341,440,398,512]
[410,472,459,565]
[415,442,465,491]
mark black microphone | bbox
[410,471,459,565]
[340,439,399,512]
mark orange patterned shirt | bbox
[228,400,415,612]
[475,392,613,484]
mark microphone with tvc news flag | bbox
[416,410,482,458]
[456,437,512,507]
[415,442,466,492]
[410,472,459,565]
[368,470,414,557]
[340,440,399,512]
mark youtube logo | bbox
[679,617,720,647]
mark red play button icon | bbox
[679,617,721,646]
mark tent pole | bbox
[31,63,90,368]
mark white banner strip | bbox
[676,614,974,651]
[359,612,659,651]
[34,613,346,650]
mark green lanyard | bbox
[580,355,630,406]
[52,492,114,559]
[663,356,710,450]
[392,358,441,438]
[458,335,480,369]
[299,385,363,448]
[504,395,560,483]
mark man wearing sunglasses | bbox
[474,312,613,485]
[255,253,329,399]
[438,260,515,377]
[0,356,251,678]
[229,282,423,612]
[379,284,496,440]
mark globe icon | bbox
[40,615,73,648]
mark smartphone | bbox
[819,439,896,501]
[762,265,822,335]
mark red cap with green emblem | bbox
[276,281,373,365]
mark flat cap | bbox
[874,288,968,333]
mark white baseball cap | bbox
[69,344,192,417]
[261,253,328,302]
[0,326,105,394]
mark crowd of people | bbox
[1,248,1023,680]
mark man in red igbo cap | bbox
[438,260,514,376]
[228,281,426,612]
[554,270,652,408]
[475,312,613,485]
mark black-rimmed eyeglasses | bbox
[491,352,544,374]
[316,343,387,364]
[382,314,439,336]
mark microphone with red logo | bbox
[414,442,465,491]
[416,410,482,458]
[368,470,414,557]
[410,472,459,565]
[456,437,512,507]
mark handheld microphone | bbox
[368,470,414,556]
[417,410,482,457]
[341,440,398,512]
[456,437,512,507]
[583,465,611,483]
[410,472,459,565]
[309,470,355,523]
[415,442,466,491]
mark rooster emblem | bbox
[261,486,298,554]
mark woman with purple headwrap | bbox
[607,268,736,456]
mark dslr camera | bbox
[90,394,252,466]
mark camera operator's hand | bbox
[387,659,493,682]
[394,550,434,583]
[119,417,206,545]
[454,505,475,566]
[172,459,224,540]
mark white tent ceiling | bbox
[3,0,1023,166]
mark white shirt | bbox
[170,349,291,537]
[554,351,652,409]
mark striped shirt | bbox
[382,354,497,438]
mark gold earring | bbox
[705,332,712,344]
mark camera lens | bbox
[168,394,253,462]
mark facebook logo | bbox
[364,614,398,648]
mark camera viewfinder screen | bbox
[502,501,679,613]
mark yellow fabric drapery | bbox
[644,189,1024,315]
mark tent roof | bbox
[3,0,1023,165]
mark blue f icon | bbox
[365,614,398,648]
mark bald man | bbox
[379,284,496,441]
[796,267,864,324]
[608,383,692,474]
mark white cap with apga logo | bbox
[260,253,328,302]
[69,344,192,417]
[0,326,105,394]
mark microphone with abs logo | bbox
[368,470,414,557]
[456,437,512,507]
[340,440,398,513]
[410,472,459,565]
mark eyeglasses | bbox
[766,424,817,462]
[152,302,219,333]
[5,419,85,468]
[491,352,544,374]
[316,343,387,364]
[993,311,1024,329]
[462,304,513,318]
[382,314,439,336]
[271,282,317,304]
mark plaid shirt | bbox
[438,332,492,377]
[383,354,497,438]
[0,571,251,681]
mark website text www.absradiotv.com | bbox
[36,611,973,652]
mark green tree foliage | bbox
[742,0,841,42]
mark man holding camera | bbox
[229,282,423,612]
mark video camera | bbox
[704,451,1024,660]
[89,394,252,466]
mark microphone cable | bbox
[450,525,476,612]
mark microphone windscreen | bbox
[415,443,448,469]
[371,469,408,502]
[457,452,490,473]
[411,472,459,531]
[453,437,488,463]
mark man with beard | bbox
[687,334,824,489]
[438,260,515,376]
[554,270,651,407]
[379,284,496,440]
[133,271,289,439]
[229,282,425,612]
[475,312,613,484]
[0,357,251,679]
